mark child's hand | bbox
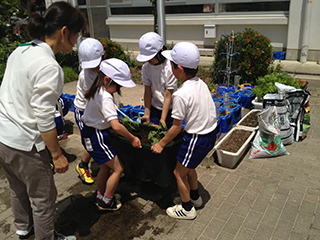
[131,136,142,148]
[159,119,167,129]
[141,115,150,125]
[151,142,164,154]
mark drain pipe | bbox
[300,0,312,63]
[157,0,166,45]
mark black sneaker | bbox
[96,196,122,211]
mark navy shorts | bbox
[81,124,116,165]
[150,105,173,128]
[176,129,217,169]
[74,107,84,131]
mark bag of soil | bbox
[250,106,289,159]
[263,92,294,145]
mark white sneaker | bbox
[173,196,203,208]
[55,232,76,240]
[166,204,197,220]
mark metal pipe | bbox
[300,0,312,63]
[157,0,166,44]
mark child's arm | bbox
[160,89,174,128]
[141,85,152,124]
[151,118,182,154]
[109,119,142,148]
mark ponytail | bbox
[27,1,86,40]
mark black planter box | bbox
[110,125,183,188]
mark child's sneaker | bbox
[16,226,34,239]
[173,196,203,208]
[96,196,122,211]
[96,192,121,205]
[75,163,94,185]
[166,204,197,220]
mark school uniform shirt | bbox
[0,39,64,152]
[74,68,98,111]
[172,77,217,135]
[81,88,118,130]
[142,59,177,110]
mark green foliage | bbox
[148,125,168,145]
[197,66,216,92]
[63,66,79,83]
[55,50,79,70]
[99,38,138,68]
[212,28,274,85]
[252,72,301,102]
[0,41,20,85]
[122,116,140,133]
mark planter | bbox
[251,97,263,109]
[217,110,233,133]
[238,89,255,109]
[215,127,255,168]
[110,124,183,188]
[236,109,260,131]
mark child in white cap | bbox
[81,58,141,211]
[74,38,104,185]
[137,32,177,128]
[151,42,218,220]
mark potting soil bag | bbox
[250,106,289,159]
[275,82,311,142]
[263,93,294,145]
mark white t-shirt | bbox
[74,69,98,111]
[81,88,118,130]
[142,59,177,110]
[0,40,63,152]
[172,77,217,135]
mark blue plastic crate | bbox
[118,104,133,120]
[217,110,233,133]
[217,84,235,94]
[230,104,242,124]
[273,51,286,60]
[131,105,145,121]
[238,89,255,109]
[61,93,75,112]
[216,118,221,139]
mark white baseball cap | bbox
[100,58,136,88]
[161,42,200,69]
[136,32,164,62]
[78,38,104,69]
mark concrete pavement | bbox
[1,61,320,240]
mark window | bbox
[219,1,290,13]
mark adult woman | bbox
[0,2,85,240]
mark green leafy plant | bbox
[55,50,79,70]
[63,66,79,83]
[147,124,168,145]
[252,72,301,102]
[211,28,274,85]
[0,41,20,85]
[122,116,140,133]
[99,38,138,68]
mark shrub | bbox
[55,50,79,70]
[63,66,79,83]
[99,38,138,68]
[0,41,20,85]
[197,66,216,92]
[212,28,274,85]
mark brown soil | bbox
[217,129,252,153]
[238,111,259,128]
[110,127,167,145]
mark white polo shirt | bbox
[81,88,118,130]
[142,59,177,110]
[0,40,64,152]
[172,77,217,135]
[74,68,98,111]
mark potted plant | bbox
[110,117,183,188]
[214,127,255,168]
[236,109,260,131]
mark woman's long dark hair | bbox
[85,72,122,100]
[27,1,86,40]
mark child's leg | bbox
[96,164,111,194]
[173,161,191,203]
[104,155,124,196]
